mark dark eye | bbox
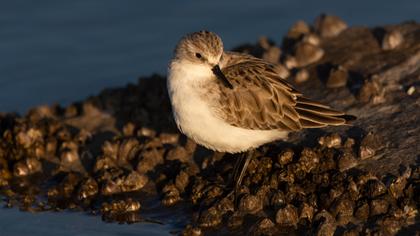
[195,53,202,59]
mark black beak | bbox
[212,65,233,89]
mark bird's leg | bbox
[230,149,254,206]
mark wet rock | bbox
[347,178,360,201]
[294,42,324,67]
[122,122,136,136]
[287,20,311,39]
[262,46,281,64]
[47,173,82,202]
[16,128,43,149]
[382,29,404,50]
[101,171,148,195]
[277,149,294,166]
[161,184,181,207]
[137,127,156,138]
[386,168,410,199]
[294,68,309,84]
[77,177,98,201]
[101,198,141,214]
[248,218,277,236]
[117,138,141,162]
[239,194,263,214]
[59,149,85,173]
[270,191,286,209]
[326,65,348,88]
[198,207,223,228]
[166,146,190,163]
[159,133,179,144]
[318,133,342,148]
[313,210,337,236]
[357,80,382,103]
[175,170,190,192]
[302,33,321,46]
[365,179,387,198]
[275,204,298,227]
[101,198,141,223]
[181,225,202,236]
[298,148,319,173]
[13,157,42,177]
[136,145,164,174]
[359,132,382,160]
[258,36,273,50]
[369,197,389,216]
[337,151,357,171]
[342,227,362,236]
[330,197,354,225]
[299,202,315,223]
[377,216,403,235]
[343,138,355,149]
[227,211,244,229]
[314,14,347,38]
[284,55,298,69]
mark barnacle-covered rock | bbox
[239,194,263,215]
[314,14,347,38]
[275,204,298,227]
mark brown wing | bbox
[216,57,353,131]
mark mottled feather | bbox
[213,52,352,131]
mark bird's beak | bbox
[212,65,233,89]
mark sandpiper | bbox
[167,30,354,198]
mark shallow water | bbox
[0,208,173,236]
[0,1,420,235]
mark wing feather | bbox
[214,52,354,131]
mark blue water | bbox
[0,1,420,235]
[0,208,172,236]
[1,0,419,113]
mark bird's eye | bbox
[195,53,202,59]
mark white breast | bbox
[167,60,288,153]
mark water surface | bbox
[0,0,419,113]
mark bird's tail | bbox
[295,97,356,128]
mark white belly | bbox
[167,61,288,153]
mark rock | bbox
[294,68,310,84]
[337,151,357,171]
[198,207,223,228]
[314,14,348,38]
[294,42,324,67]
[181,225,202,236]
[359,132,382,160]
[277,149,294,166]
[262,46,281,64]
[313,210,337,236]
[382,29,404,50]
[369,197,389,216]
[365,179,387,198]
[302,33,321,46]
[318,133,342,148]
[275,204,298,227]
[287,20,311,39]
[326,65,348,88]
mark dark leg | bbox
[231,150,254,206]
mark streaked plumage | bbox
[167,31,354,153]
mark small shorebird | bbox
[167,30,354,198]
